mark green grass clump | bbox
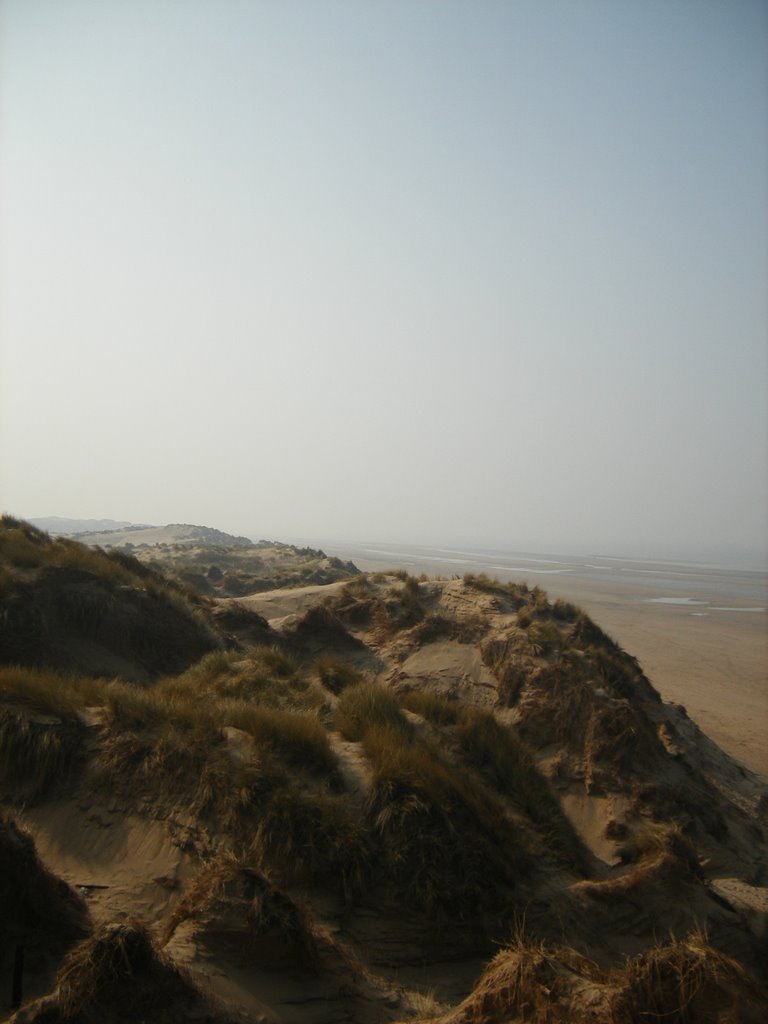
[335,682,413,742]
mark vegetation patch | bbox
[335,682,413,742]
[164,856,319,969]
[455,709,588,871]
[400,689,459,726]
[363,723,528,914]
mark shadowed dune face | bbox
[0,517,223,683]
[1,530,766,1023]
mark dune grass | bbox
[335,682,413,742]
[455,709,589,871]
[362,721,527,913]
[0,666,89,801]
[612,931,764,1024]
[314,656,364,694]
[399,689,459,726]
[252,787,371,897]
[164,854,320,967]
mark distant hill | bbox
[70,523,255,549]
[24,518,360,595]
[29,517,140,535]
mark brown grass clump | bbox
[327,576,380,626]
[437,935,610,1023]
[461,574,528,609]
[455,709,589,872]
[400,689,459,726]
[0,708,84,803]
[314,656,364,694]
[251,788,371,898]
[335,682,413,742]
[611,933,768,1024]
[481,635,531,706]
[370,579,425,641]
[436,932,768,1024]
[284,604,365,655]
[0,669,87,802]
[211,601,274,647]
[37,920,239,1024]
[363,724,528,914]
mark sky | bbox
[1,0,766,563]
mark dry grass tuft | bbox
[335,682,413,742]
[363,723,528,913]
[400,689,459,725]
[164,855,319,969]
[314,656,365,694]
[612,933,768,1024]
[50,920,239,1023]
[251,788,371,898]
[437,934,609,1024]
[456,709,589,871]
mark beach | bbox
[325,543,768,778]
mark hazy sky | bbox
[1,0,766,561]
